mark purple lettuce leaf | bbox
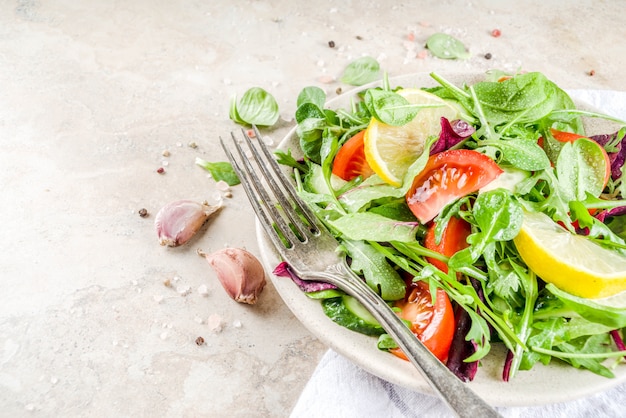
[446,304,479,382]
[273,261,337,293]
[430,117,476,155]
[590,131,626,180]
[446,278,484,382]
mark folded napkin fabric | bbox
[291,349,626,418]
[291,90,626,418]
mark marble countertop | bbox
[2,1,626,416]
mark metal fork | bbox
[220,126,501,418]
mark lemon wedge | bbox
[514,210,626,299]
[363,88,460,187]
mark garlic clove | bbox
[155,200,221,247]
[198,247,266,304]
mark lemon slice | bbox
[363,88,460,187]
[514,210,626,298]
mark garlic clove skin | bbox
[155,200,221,247]
[199,248,266,304]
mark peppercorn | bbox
[138,208,148,218]
[484,53,492,60]
[328,40,335,48]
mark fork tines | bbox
[219,126,318,250]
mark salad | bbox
[271,70,626,383]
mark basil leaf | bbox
[557,139,607,201]
[295,102,326,124]
[297,86,327,109]
[364,89,419,126]
[195,158,240,186]
[230,87,279,126]
[481,138,551,171]
[426,33,470,60]
[340,57,380,86]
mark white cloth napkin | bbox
[291,89,626,418]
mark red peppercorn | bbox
[491,29,501,38]
[157,167,165,174]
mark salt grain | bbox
[262,135,274,146]
[177,285,191,296]
[198,284,209,296]
[215,180,230,191]
[208,313,223,333]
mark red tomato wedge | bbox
[406,149,503,223]
[550,128,587,143]
[424,217,472,273]
[550,128,611,188]
[331,130,374,181]
[390,280,455,362]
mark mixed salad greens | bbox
[270,70,626,382]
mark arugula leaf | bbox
[274,149,308,174]
[449,189,522,268]
[546,283,626,329]
[342,239,406,300]
[329,212,420,242]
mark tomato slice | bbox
[424,216,472,273]
[390,280,455,362]
[550,128,586,143]
[406,149,503,223]
[331,130,374,181]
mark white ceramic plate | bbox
[256,72,626,407]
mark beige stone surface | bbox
[1,0,625,416]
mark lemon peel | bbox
[514,210,626,299]
[363,89,459,187]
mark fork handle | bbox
[309,262,502,418]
